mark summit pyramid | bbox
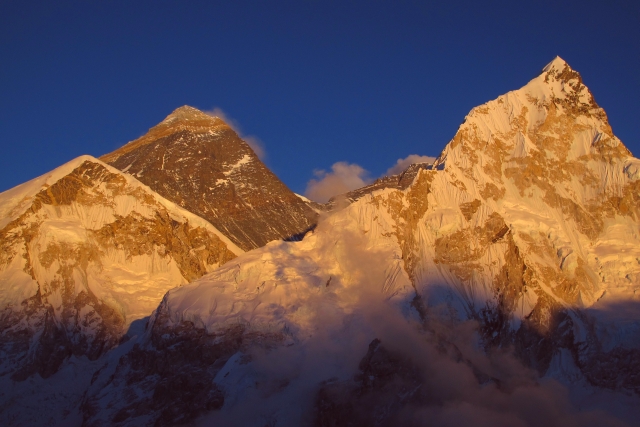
[101,106,318,251]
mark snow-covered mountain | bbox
[101,106,318,251]
[80,57,640,426]
[2,57,639,426]
[0,156,241,381]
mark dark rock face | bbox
[101,106,317,251]
[0,290,124,381]
[82,299,284,427]
[315,339,425,427]
[580,347,640,393]
[82,325,231,426]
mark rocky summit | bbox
[1,58,639,426]
[101,106,318,251]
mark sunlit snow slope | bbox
[0,156,242,379]
[6,57,638,427]
[148,56,640,389]
[156,58,640,356]
[83,57,640,427]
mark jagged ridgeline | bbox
[1,57,639,426]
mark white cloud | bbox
[385,154,436,176]
[204,107,267,160]
[304,162,372,203]
[304,155,438,203]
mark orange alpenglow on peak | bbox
[160,105,223,124]
[542,55,570,73]
[100,105,318,251]
[538,56,588,92]
[100,106,231,163]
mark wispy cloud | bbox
[386,154,436,176]
[204,107,267,160]
[304,162,372,203]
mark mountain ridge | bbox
[83,56,640,424]
[0,155,241,382]
[1,57,639,426]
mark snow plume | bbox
[205,107,267,160]
[304,162,372,202]
[196,214,632,427]
[386,154,436,176]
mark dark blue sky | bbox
[1,0,638,194]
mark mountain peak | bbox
[539,55,584,86]
[101,105,318,252]
[100,106,230,163]
[542,55,569,73]
[161,105,220,124]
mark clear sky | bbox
[1,0,638,195]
